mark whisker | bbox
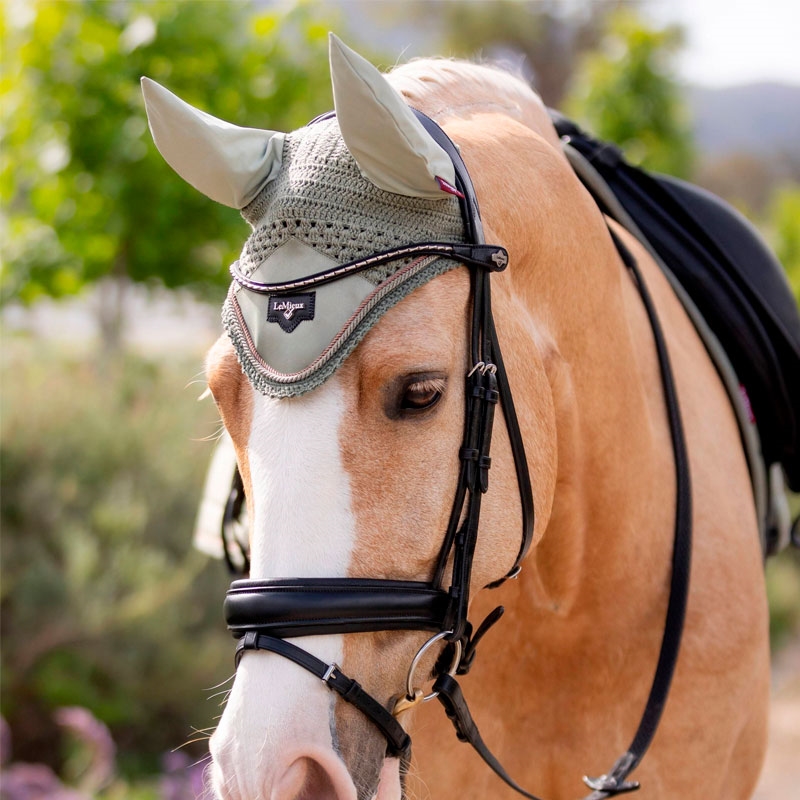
[214,689,233,708]
[192,423,226,443]
[174,736,210,750]
[189,752,213,770]
[206,673,236,692]
[185,371,209,390]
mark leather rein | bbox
[220,111,692,799]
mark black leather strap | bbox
[434,673,547,799]
[221,468,249,576]
[585,228,691,787]
[484,297,536,584]
[414,110,485,245]
[236,632,412,761]
[435,671,640,799]
[225,578,448,637]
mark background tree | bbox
[565,8,694,177]
[1,0,337,347]
[402,0,622,107]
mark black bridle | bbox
[220,111,692,799]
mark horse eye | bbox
[400,378,445,413]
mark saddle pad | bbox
[551,113,800,491]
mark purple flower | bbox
[159,751,210,800]
[0,763,86,800]
[54,707,115,791]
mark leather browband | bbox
[230,242,508,295]
[225,578,449,637]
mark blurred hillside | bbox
[688,82,800,158]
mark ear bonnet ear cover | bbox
[223,115,465,398]
[141,38,468,397]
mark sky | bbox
[646,0,800,87]
[346,0,800,89]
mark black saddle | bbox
[551,113,800,493]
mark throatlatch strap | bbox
[236,633,411,761]
[484,308,535,583]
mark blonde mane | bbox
[388,58,562,148]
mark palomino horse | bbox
[143,36,769,800]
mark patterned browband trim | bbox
[224,577,449,638]
[230,242,509,295]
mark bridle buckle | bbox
[321,662,340,685]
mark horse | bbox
[142,35,770,800]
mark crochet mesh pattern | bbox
[224,116,467,397]
[239,117,464,284]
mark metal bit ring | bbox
[405,630,462,703]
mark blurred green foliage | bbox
[0,338,230,774]
[566,8,694,177]
[0,0,337,309]
[767,185,800,303]
[767,547,800,650]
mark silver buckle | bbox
[321,663,339,684]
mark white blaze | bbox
[210,377,357,798]
[246,376,356,581]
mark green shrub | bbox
[766,536,800,650]
[0,338,231,777]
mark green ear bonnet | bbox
[141,35,507,398]
[223,116,465,397]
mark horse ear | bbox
[140,77,284,209]
[328,34,456,198]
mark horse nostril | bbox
[272,756,355,800]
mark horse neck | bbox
[478,134,677,641]
[524,261,675,622]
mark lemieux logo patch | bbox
[267,293,316,333]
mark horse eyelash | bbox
[407,376,447,395]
